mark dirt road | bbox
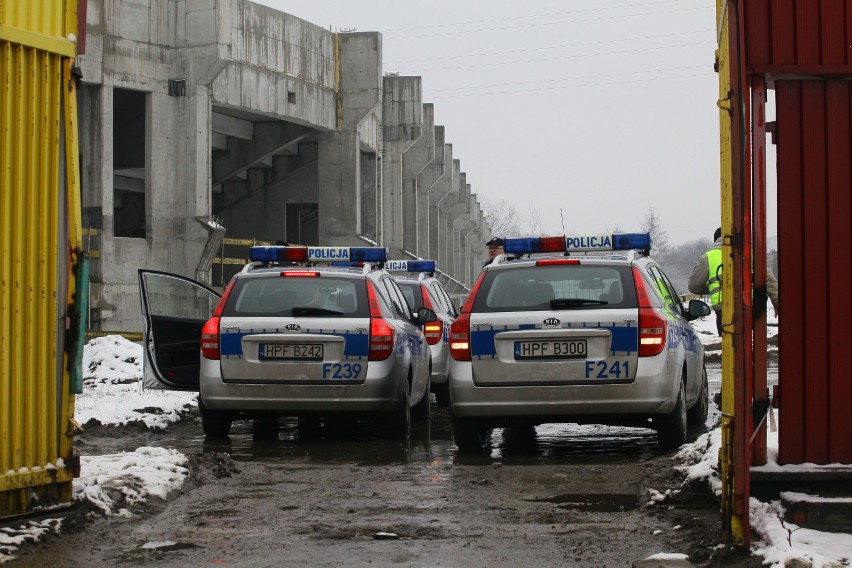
[9,365,761,567]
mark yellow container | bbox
[0,0,83,518]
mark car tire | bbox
[656,380,687,449]
[386,375,411,439]
[451,417,489,452]
[432,382,450,407]
[200,399,232,438]
[411,376,431,423]
[687,366,709,426]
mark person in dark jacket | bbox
[483,237,504,267]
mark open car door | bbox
[138,270,221,390]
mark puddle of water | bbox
[532,493,640,512]
[77,403,698,470]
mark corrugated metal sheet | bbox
[0,1,79,517]
[776,79,852,464]
[745,1,852,73]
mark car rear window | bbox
[395,282,424,311]
[222,276,369,317]
[472,265,637,312]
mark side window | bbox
[647,266,680,314]
[436,284,457,317]
[426,284,447,315]
[381,277,411,320]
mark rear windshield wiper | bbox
[550,298,609,309]
[291,306,344,316]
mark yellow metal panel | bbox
[0,0,79,518]
[0,0,67,42]
[716,0,744,544]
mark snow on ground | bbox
[2,331,850,566]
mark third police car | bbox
[447,233,711,452]
[386,260,458,406]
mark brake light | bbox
[449,313,471,361]
[420,287,442,345]
[282,271,320,277]
[200,280,235,360]
[366,281,395,361]
[536,259,580,266]
[201,317,221,360]
[633,266,667,357]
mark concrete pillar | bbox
[318,32,382,247]
[400,103,436,257]
[422,142,458,270]
[442,171,469,278]
[416,122,446,259]
[435,159,462,274]
[381,76,422,257]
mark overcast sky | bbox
[255,0,778,246]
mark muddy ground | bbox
[8,365,765,567]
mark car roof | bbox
[236,263,382,280]
[485,253,654,270]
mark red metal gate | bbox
[775,79,852,464]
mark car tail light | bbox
[449,313,471,361]
[200,280,235,360]
[633,266,667,357]
[420,286,442,345]
[366,281,395,361]
[450,272,486,361]
[282,271,320,277]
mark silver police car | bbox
[138,245,437,439]
[448,234,711,452]
[387,260,459,406]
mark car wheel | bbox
[411,376,431,422]
[656,380,687,449]
[432,382,450,407]
[200,399,232,438]
[252,412,279,440]
[451,417,490,452]
[687,366,709,426]
[386,375,411,439]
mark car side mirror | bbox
[686,299,712,321]
[413,307,438,325]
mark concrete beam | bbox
[212,111,254,140]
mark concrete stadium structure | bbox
[76,0,491,332]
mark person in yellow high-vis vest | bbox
[688,227,779,335]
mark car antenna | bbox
[560,208,569,256]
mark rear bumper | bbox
[200,357,405,413]
[448,356,679,420]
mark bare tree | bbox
[641,207,670,255]
[480,197,525,238]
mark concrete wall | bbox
[76,0,490,332]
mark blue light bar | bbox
[385,260,437,273]
[611,233,652,251]
[350,247,388,262]
[503,237,542,255]
[250,246,388,263]
[503,233,653,255]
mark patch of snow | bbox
[0,519,63,565]
[644,552,689,561]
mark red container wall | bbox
[745,1,852,72]
[775,79,852,464]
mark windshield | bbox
[222,276,369,318]
[472,265,637,312]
